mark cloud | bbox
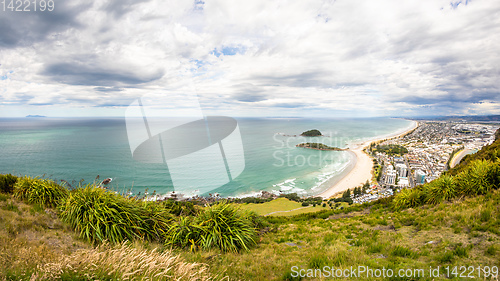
[103,0,153,19]
[0,0,499,117]
[42,61,165,86]
[0,2,91,48]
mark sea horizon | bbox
[0,116,414,198]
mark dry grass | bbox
[0,193,220,281]
[0,194,89,279]
[35,242,217,280]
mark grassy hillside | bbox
[182,190,500,280]
[1,128,499,280]
[0,192,215,280]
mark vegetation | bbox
[373,144,408,155]
[238,197,330,217]
[300,129,322,136]
[166,201,257,252]
[296,142,344,150]
[231,196,273,204]
[34,242,214,280]
[58,184,172,243]
[181,188,500,280]
[0,191,215,280]
[13,176,68,208]
[0,174,18,193]
[1,128,499,280]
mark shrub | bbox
[196,201,257,252]
[167,201,257,252]
[425,175,456,204]
[457,160,498,196]
[59,185,171,243]
[281,193,302,202]
[243,210,269,230]
[0,174,18,193]
[393,187,423,210]
[165,216,203,252]
[161,199,197,216]
[13,177,68,208]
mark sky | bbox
[0,0,499,118]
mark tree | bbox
[363,180,370,189]
[343,189,351,198]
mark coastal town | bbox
[351,120,499,204]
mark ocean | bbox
[0,117,413,197]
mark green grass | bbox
[180,189,500,280]
[238,197,331,216]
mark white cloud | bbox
[0,0,499,117]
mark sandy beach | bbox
[318,121,419,199]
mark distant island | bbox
[26,115,46,118]
[300,129,322,136]
[296,142,346,151]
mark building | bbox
[415,169,426,185]
[385,165,397,185]
[395,163,408,177]
[398,177,409,187]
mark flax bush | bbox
[166,201,257,252]
[59,184,171,243]
[425,175,456,204]
[13,176,67,208]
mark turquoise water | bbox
[0,117,413,197]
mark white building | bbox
[385,165,397,185]
[395,163,408,177]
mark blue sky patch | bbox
[1,71,13,80]
[212,46,246,57]
[450,0,469,9]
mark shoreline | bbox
[449,148,474,168]
[317,120,419,199]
